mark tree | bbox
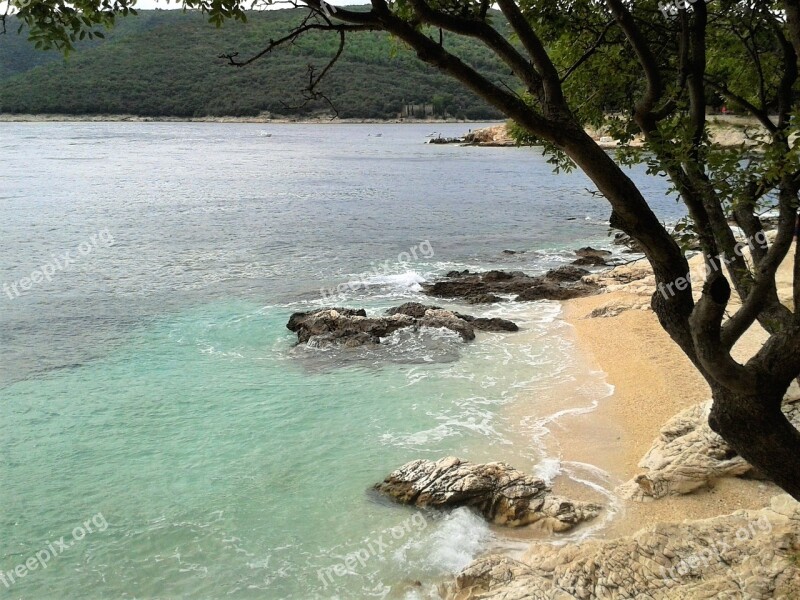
[7,0,800,498]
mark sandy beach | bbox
[512,250,795,540]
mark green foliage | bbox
[506,1,800,199]
[507,117,575,173]
[672,218,700,251]
[9,0,138,53]
[0,9,507,119]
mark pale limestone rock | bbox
[618,392,800,500]
[375,457,601,530]
[442,495,800,600]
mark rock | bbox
[516,281,598,302]
[427,136,465,144]
[471,318,518,332]
[423,269,600,303]
[287,305,519,348]
[583,261,652,289]
[286,307,366,332]
[454,313,519,332]
[502,249,518,255]
[441,495,800,599]
[575,246,612,258]
[386,302,441,319]
[545,265,589,282]
[446,269,471,278]
[613,231,644,253]
[483,270,514,282]
[417,312,476,342]
[287,309,413,346]
[617,394,800,500]
[375,457,601,530]
[572,255,608,267]
[465,293,504,304]
[462,125,515,146]
[586,304,630,318]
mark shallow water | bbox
[0,122,683,598]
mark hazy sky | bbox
[131,0,366,9]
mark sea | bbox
[0,122,685,599]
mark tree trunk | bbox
[708,384,800,500]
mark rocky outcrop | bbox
[427,136,465,144]
[582,259,654,296]
[576,247,612,259]
[423,267,600,304]
[572,246,611,267]
[454,312,520,332]
[286,304,517,347]
[386,302,519,333]
[374,457,601,530]
[618,392,800,500]
[386,302,436,319]
[573,255,608,267]
[442,495,800,599]
[463,125,515,146]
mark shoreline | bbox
[489,254,782,547]
[557,274,779,538]
[434,248,800,597]
[0,113,503,124]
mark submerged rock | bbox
[442,495,800,599]
[465,293,505,304]
[375,457,601,530]
[454,312,519,332]
[287,304,517,348]
[423,267,600,304]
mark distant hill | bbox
[0,9,508,119]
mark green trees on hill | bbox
[0,9,505,119]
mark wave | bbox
[399,507,492,573]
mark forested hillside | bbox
[0,9,507,119]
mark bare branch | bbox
[367,0,566,142]
[219,18,374,67]
[404,0,543,95]
[703,79,777,133]
[560,20,614,84]
[603,0,664,123]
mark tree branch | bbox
[405,0,543,95]
[494,0,566,113]
[560,19,614,84]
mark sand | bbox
[522,249,796,539]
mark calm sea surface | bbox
[0,122,683,599]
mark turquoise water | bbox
[0,123,682,599]
[2,298,591,598]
